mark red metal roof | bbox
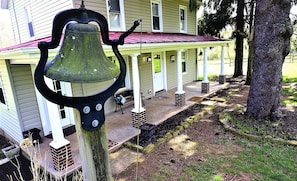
[0,32,225,52]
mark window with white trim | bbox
[181,51,187,73]
[107,0,125,31]
[0,76,6,105]
[151,0,163,32]
[24,6,34,38]
[179,5,187,32]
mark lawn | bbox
[116,62,297,180]
[182,140,297,181]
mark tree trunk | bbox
[246,0,292,120]
[245,0,255,85]
[233,0,245,77]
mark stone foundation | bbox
[132,110,147,128]
[175,93,185,106]
[219,75,226,84]
[50,143,74,171]
[201,82,210,93]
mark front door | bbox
[152,53,165,93]
[41,78,74,135]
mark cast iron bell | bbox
[45,23,120,83]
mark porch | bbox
[21,80,228,179]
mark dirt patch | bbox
[0,80,296,180]
[116,81,297,180]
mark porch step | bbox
[155,89,166,96]
[45,125,76,139]
[107,126,140,152]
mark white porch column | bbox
[40,76,73,171]
[32,64,73,171]
[131,54,146,127]
[175,49,185,106]
[49,118,70,148]
[48,117,74,171]
[219,45,226,84]
[201,48,209,93]
[43,77,70,149]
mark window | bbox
[179,6,187,32]
[24,6,34,38]
[153,54,161,73]
[181,52,187,73]
[52,80,66,119]
[107,0,125,30]
[151,0,163,31]
[0,76,6,105]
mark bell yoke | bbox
[34,6,140,131]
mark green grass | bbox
[181,140,297,180]
[282,85,297,105]
[283,62,297,79]
[198,74,219,81]
[226,112,295,140]
[282,63,297,105]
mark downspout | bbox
[196,48,199,80]
[11,0,21,44]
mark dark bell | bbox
[45,23,120,83]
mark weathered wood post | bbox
[74,110,112,180]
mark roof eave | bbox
[1,40,232,64]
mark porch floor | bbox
[22,81,228,179]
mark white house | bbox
[0,0,229,154]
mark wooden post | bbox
[74,110,112,180]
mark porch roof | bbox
[0,32,228,53]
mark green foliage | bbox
[198,0,236,36]
[213,174,224,181]
[283,77,297,83]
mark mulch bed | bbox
[0,154,32,181]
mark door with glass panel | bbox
[152,53,165,93]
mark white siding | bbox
[8,0,72,43]
[0,60,23,142]
[7,0,197,44]
[182,49,197,84]
[10,64,42,133]
[73,0,107,15]
[166,51,178,90]
[30,0,73,39]
[138,54,154,98]
[166,49,197,90]
[124,0,151,32]
[8,0,28,43]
